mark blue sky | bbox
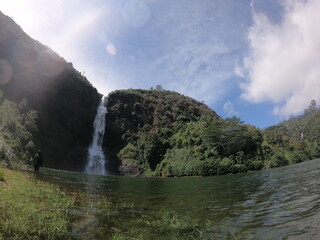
[1,0,319,128]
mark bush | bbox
[217,157,234,175]
[266,152,289,168]
[0,169,4,181]
[117,142,139,163]
[233,164,248,173]
[249,160,264,170]
[286,151,303,164]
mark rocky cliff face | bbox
[104,89,219,176]
[0,11,101,171]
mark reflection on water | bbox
[38,158,320,239]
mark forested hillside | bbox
[266,100,320,164]
[106,90,320,177]
[106,90,259,176]
[0,11,101,170]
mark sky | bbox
[0,0,319,128]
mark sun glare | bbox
[0,1,36,33]
[106,43,117,56]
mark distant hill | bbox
[0,11,101,170]
[105,90,320,177]
[280,101,320,142]
[105,89,219,152]
[105,89,261,176]
[261,101,320,168]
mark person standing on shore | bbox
[33,150,43,173]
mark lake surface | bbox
[38,158,320,239]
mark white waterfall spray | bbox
[85,97,107,174]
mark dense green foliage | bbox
[0,168,74,240]
[268,100,320,165]
[106,88,217,151]
[155,117,263,177]
[0,91,37,169]
[107,90,320,177]
[106,89,218,175]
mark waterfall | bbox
[85,97,107,174]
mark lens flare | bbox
[0,59,13,86]
[106,43,117,56]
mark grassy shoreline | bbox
[0,167,211,240]
[0,168,74,240]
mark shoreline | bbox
[0,167,74,240]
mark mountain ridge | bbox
[0,11,101,170]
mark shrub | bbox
[117,142,139,163]
[285,151,303,164]
[0,169,4,181]
[266,152,289,168]
[217,157,234,175]
[233,164,248,173]
[249,160,264,170]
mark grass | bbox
[0,168,74,240]
[95,201,209,240]
[0,168,209,240]
[0,167,237,239]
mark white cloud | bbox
[148,1,247,105]
[153,40,234,104]
[234,60,246,79]
[223,101,238,117]
[241,0,320,117]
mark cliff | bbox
[0,11,101,170]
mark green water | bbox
[38,158,320,239]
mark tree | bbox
[0,93,37,168]
[264,125,289,148]
[304,99,317,114]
